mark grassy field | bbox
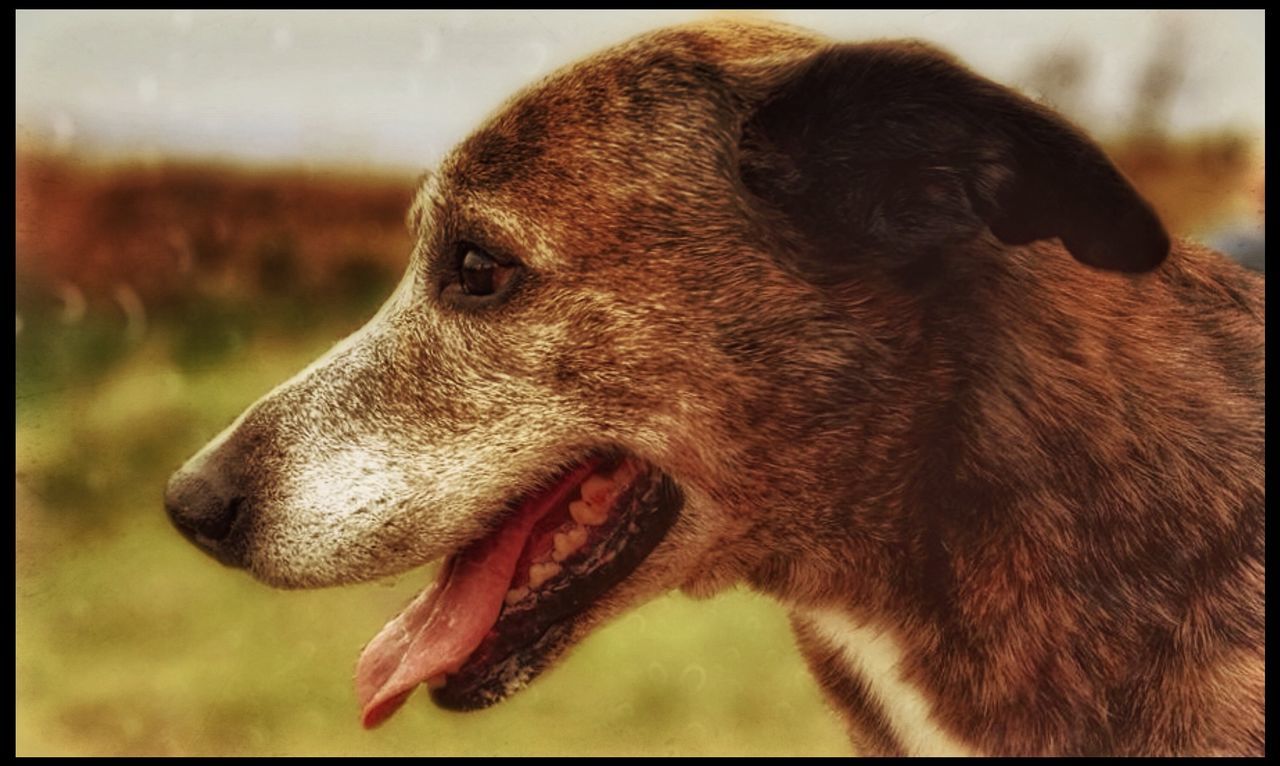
[14,320,850,757]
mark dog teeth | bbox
[551,535,570,562]
[505,586,530,605]
[569,499,607,526]
[552,525,590,561]
[528,561,562,588]
[580,474,615,506]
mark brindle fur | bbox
[166,21,1264,756]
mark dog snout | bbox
[164,462,249,568]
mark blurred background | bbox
[15,10,1265,757]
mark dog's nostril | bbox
[166,489,243,540]
[197,495,244,543]
[165,469,248,564]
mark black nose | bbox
[164,466,249,567]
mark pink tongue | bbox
[355,460,599,729]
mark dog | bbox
[164,20,1264,756]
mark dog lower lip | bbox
[430,462,684,711]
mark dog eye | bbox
[458,247,513,297]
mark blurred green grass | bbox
[14,318,849,757]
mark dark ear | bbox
[738,42,1169,282]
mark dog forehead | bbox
[405,21,830,266]
[440,21,825,194]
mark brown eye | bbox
[459,247,513,297]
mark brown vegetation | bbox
[14,137,1259,312]
[16,154,416,308]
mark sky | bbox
[15,10,1266,172]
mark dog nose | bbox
[164,466,248,567]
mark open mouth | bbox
[354,450,683,728]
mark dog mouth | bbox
[354,450,683,728]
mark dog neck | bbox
[745,241,1264,755]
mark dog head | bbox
[165,20,1167,724]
